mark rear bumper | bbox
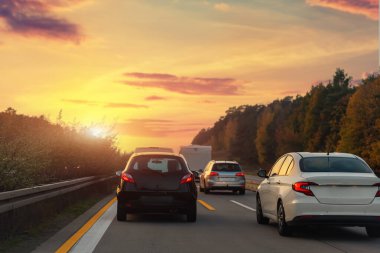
[207,180,245,190]
[288,215,380,227]
[284,193,380,222]
[208,184,245,191]
[117,191,195,213]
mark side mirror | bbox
[115,170,122,177]
[257,169,268,178]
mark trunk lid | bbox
[302,173,380,205]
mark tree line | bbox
[192,69,380,172]
[0,108,129,191]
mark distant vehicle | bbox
[134,147,174,153]
[116,152,197,222]
[199,160,245,195]
[256,152,380,237]
[179,145,211,181]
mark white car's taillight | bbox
[374,183,380,197]
[292,182,318,196]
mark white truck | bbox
[179,145,212,176]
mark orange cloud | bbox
[0,0,84,42]
[117,119,202,138]
[306,0,378,20]
[62,99,148,108]
[122,72,243,95]
[214,3,231,12]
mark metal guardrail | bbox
[0,176,115,214]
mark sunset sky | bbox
[0,0,378,152]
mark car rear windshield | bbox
[212,163,241,172]
[128,155,186,174]
[300,157,373,173]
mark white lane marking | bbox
[69,202,116,253]
[230,200,256,212]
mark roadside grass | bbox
[0,196,103,253]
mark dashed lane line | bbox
[197,199,216,211]
[230,200,256,212]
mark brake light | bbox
[236,172,245,177]
[180,173,193,184]
[292,182,318,196]
[209,171,219,177]
[374,183,380,197]
[121,173,135,184]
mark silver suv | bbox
[199,161,245,195]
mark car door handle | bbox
[276,181,281,185]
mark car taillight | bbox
[209,171,219,177]
[235,172,245,177]
[374,183,380,197]
[180,173,193,184]
[292,182,318,196]
[121,172,135,184]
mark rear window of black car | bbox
[300,157,373,173]
[212,163,241,172]
[128,155,186,174]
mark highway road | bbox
[36,188,380,253]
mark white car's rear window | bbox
[301,157,373,173]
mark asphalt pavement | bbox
[52,189,380,253]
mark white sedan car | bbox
[256,152,380,237]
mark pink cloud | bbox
[0,0,84,42]
[145,95,166,101]
[122,72,244,95]
[306,0,378,20]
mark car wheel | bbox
[277,201,292,236]
[366,226,380,238]
[199,181,204,192]
[239,189,245,195]
[186,201,197,222]
[256,195,269,225]
[204,181,210,194]
[117,201,127,221]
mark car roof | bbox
[212,160,239,164]
[132,152,182,157]
[293,152,357,159]
[134,147,174,153]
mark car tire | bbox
[199,182,204,192]
[366,226,380,238]
[277,201,292,236]
[239,189,245,195]
[117,201,127,221]
[256,195,269,225]
[186,201,197,222]
[204,181,210,194]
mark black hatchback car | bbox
[116,152,197,222]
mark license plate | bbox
[219,177,235,182]
[140,196,173,205]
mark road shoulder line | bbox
[230,200,256,212]
[55,197,116,253]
